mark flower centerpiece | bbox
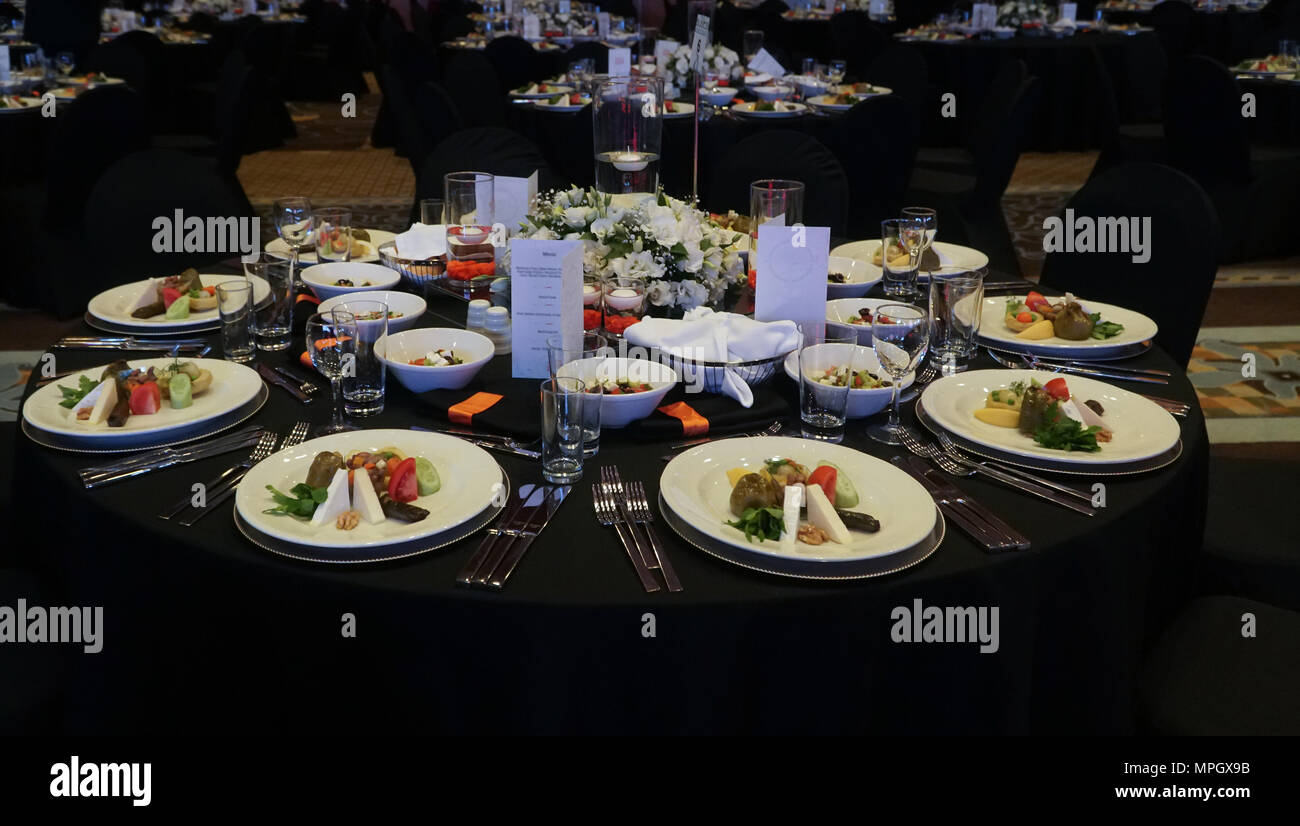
[657,43,743,92]
[515,187,749,321]
[998,1,1049,27]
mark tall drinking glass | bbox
[881,218,922,300]
[329,299,388,416]
[313,207,353,263]
[307,310,359,435]
[798,323,862,442]
[273,196,313,278]
[749,179,805,230]
[928,266,986,375]
[547,332,610,457]
[593,75,663,194]
[901,206,938,277]
[540,377,586,483]
[419,198,446,224]
[216,280,255,363]
[444,171,494,228]
[245,253,295,351]
[866,304,930,445]
[742,29,764,67]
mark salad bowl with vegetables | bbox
[554,357,678,428]
[782,345,912,419]
[302,262,401,300]
[976,292,1157,357]
[920,369,1180,465]
[377,328,495,392]
[237,429,504,549]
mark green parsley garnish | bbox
[57,375,99,409]
[725,506,786,543]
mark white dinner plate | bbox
[509,83,574,99]
[87,273,272,331]
[920,368,1181,465]
[265,229,396,265]
[660,436,937,562]
[662,101,695,118]
[830,239,989,282]
[731,101,808,118]
[236,428,504,549]
[806,91,887,111]
[742,72,773,85]
[22,357,262,444]
[533,95,591,112]
[976,294,1158,357]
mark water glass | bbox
[313,207,352,263]
[798,323,862,442]
[743,29,764,66]
[928,266,986,374]
[540,377,587,484]
[307,310,358,435]
[273,196,313,271]
[444,171,494,228]
[866,304,930,445]
[329,299,388,416]
[547,332,610,457]
[419,198,446,224]
[827,59,847,85]
[1281,40,1300,70]
[216,280,254,363]
[901,206,938,275]
[880,218,923,299]
[244,253,295,351]
[749,179,805,232]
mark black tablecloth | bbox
[11,279,1208,734]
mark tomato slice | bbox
[388,457,418,503]
[807,466,838,504]
[161,287,182,308]
[128,382,161,415]
[1043,377,1070,400]
[1025,290,1050,312]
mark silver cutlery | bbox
[915,359,939,385]
[485,485,571,590]
[603,466,683,592]
[892,454,1030,552]
[410,425,542,459]
[898,426,1096,517]
[626,479,684,592]
[593,483,660,593]
[457,484,545,585]
[932,430,1095,504]
[272,365,320,395]
[1020,353,1169,384]
[79,426,266,488]
[256,363,313,404]
[669,420,783,451]
[158,431,279,519]
[600,466,656,573]
[176,421,310,526]
[54,336,210,354]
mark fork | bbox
[616,471,684,592]
[668,420,783,451]
[273,365,320,395]
[159,430,279,519]
[592,483,660,592]
[914,359,939,385]
[932,429,1093,503]
[176,421,310,526]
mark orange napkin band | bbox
[657,401,709,436]
[449,392,504,425]
[296,293,321,306]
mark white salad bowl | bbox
[555,356,678,428]
[317,290,427,334]
[376,328,495,392]
[302,262,401,300]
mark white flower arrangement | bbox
[657,44,742,91]
[997,1,1048,26]
[518,187,748,312]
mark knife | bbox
[256,363,313,403]
[410,426,540,459]
[948,454,1097,516]
[456,484,543,585]
[485,485,570,589]
[892,455,1030,552]
[1024,359,1169,385]
[473,486,558,587]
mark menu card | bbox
[1059,3,1077,22]
[869,0,888,16]
[609,47,631,77]
[523,13,540,39]
[689,14,711,73]
[598,12,610,39]
[973,4,997,29]
[494,171,537,235]
[753,224,830,332]
[504,0,513,14]
[509,239,584,378]
[0,46,9,84]
[747,48,787,78]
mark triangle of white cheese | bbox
[352,468,385,524]
[311,468,352,526]
[126,278,162,314]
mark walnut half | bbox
[797,524,828,545]
[336,510,360,530]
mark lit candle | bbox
[583,283,600,305]
[604,287,642,311]
[611,151,648,172]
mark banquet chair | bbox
[703,131,850,237]
[832,95,919,238]
[411,128,559,225]
[409,0,438,47]
[1140,596,1300,735]
[1148,0,1198,60]
[0,569,63,734]
[153,52,259,187]
[914,58,1026,176]
[442,52,508,127]
[1039,163,1219,368]
[82,149,254,291]
[563,41,610,73]
[903,76,1044,277]
[829,11,890,80]
[485,36,545,93]
[864,45,930,142]
[1087,45,1166,179]
[1163,56,1300,261]
[378,64,434,165]
[413,81,466,161]
[81,30,172,129]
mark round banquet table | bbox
[11,273,1208,735]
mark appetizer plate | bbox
[265,229,397,265]
[782,345,915,418]
[830,239,989,282]
[236,428,505,550]
[662,101,695,118]
[87,273,272,332]
[235,472,510,564]
[22,357,263,446]
[661,493,944,580]
[731,101,808,118]
[977,295,1157,358]
[742,72,773,85]
[0,96,41,113]
[920,368,1181,465]
[825,255,880,299]
[533,95,591,112]
[509,83,574,99]
[660,435,937,562]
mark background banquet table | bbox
[11,273,1208,735]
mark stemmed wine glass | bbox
[866,304,930,445]
[273,196,314,283]
[901,206,938,284]
[307,310,359,435]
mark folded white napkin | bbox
[747,48,787,79]
[624,308,799,407]
[394,223,447,259]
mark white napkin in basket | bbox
[394,223,447,260]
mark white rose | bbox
[675,56,688,73]
[531,227,558,240]
[676,280,710,311]
[562,206,591,228]
[647,279,675,307]
[590,217,615,238]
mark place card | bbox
[0,46,9,84]
[689,14,711,73]
[523,13,540,39]
[509,239,584,378]
[869,0,888,16]
[747,48,786,78]
[504,0,513,14]
[598,12,610,39]
[1060,3,1078,22]
[609,47,631,77]
[753,224,830,333]
[494,171,537,235]
[655,39,680,68]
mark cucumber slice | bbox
[414,457,440,496]
[169,373,192,409]
[164,294,191,320]
[817,461,859,509]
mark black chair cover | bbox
[702,130,850,236]
[413,81,467,157]
[865,45,930,138]
[1040,163,1219,368]
[828,11,890,80]
[485,36,544,92]
[1149,0,1197,60]
[412,128,559,225]
[834,95,919,239]
[442,52,507,127]
[562,41,609,73]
